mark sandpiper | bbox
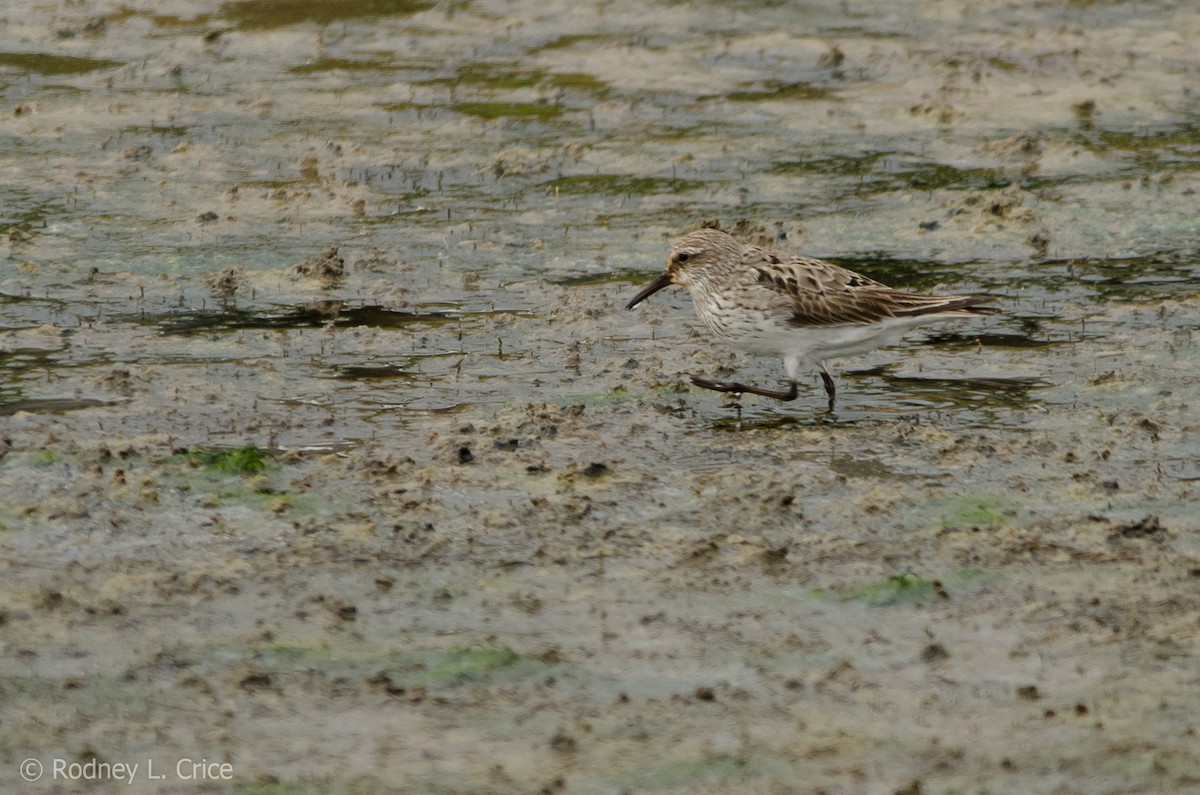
[626,227,998,410]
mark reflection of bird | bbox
[626,228,999,410]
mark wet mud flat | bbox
[3,0,1200,793]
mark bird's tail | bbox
[896,295,1000,318]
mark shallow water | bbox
[3,0,1200,793]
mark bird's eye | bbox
[676,252,690,263]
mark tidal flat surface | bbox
[2,0,1199,793]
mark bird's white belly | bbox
[700,305,931,364]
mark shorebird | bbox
[626,227,998,410]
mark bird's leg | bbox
[819,366,836,411]
[690,375,798,402]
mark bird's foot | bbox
[690,375,798,402]
[690,375,747,395]
[819,368,837,412]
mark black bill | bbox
[625,272,673,310]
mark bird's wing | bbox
[739,247,995,327]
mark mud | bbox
[2,0,1200,793]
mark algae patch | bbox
[187,445,273,475]
[453,101,562,120]
[930,493,1017,529]
[428,644,521,683]
[221,0,434,30]
[813,569,994,606]
[0,52,124,76]
[542,174,701,196]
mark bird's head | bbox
[625,228,738,309]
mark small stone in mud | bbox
[532,647,563,664]
[581,462,608,478]
[238,672,272,691]
[1071,98,1097,119]
[493,438,519,451]
[549,730,577,753]
[196,211,219,224]
[921,643,950,664]
[366,670,406,696]
[296,155,319,180]
[1115,515,1165,539]
[818,44,845,67]
[1016,684,1041,701]
[291,248,344,279]
[202,265,246,296]
[457,446,474,464]
[694,686,716,702]
[759,546,789,564]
